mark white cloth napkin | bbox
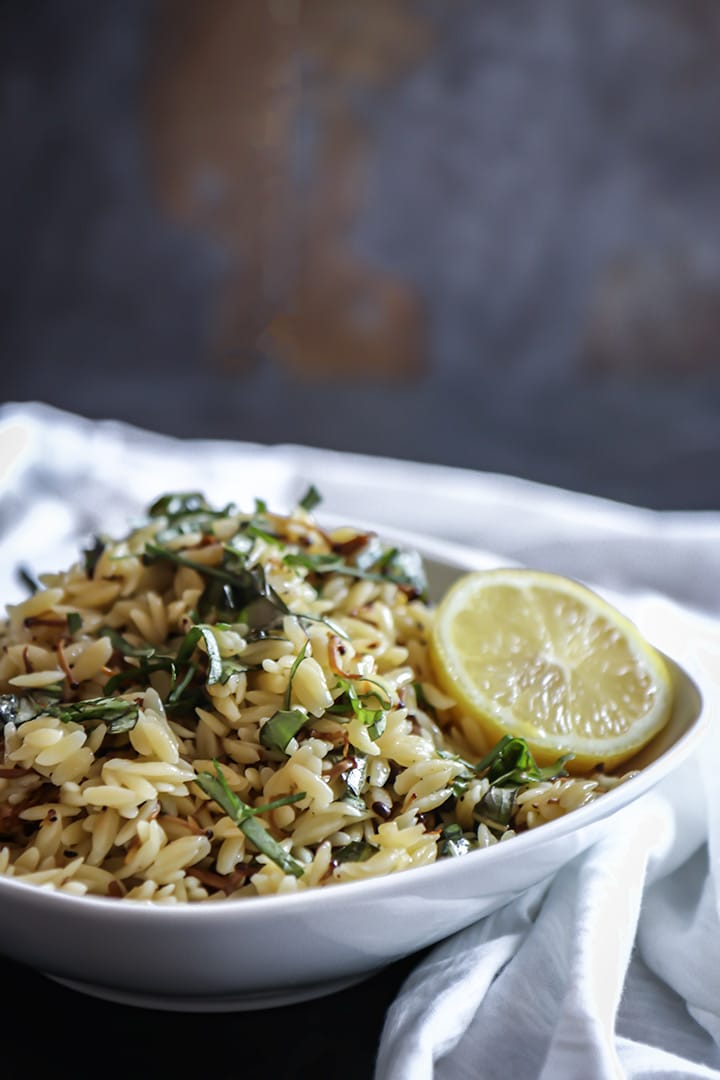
[2,400,720,1079]
[376,597,720,1080]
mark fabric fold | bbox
[376,795,680,1080]
[375,883,550,1080]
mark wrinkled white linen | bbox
[1,400,719,1079]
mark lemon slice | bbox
[429,568,674,773]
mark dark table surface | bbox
[3,946,429,1077]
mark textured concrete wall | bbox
[3,1,720,508]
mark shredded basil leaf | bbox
[166,663,197,706]
[218,657,251,684]
[144,544,289,629]
[148,492,212,518]
[439,736,572,789]
[100,626,156,659]
[155,515,223,544]
[17,565,40,595]
[145,491,235,542]
[365,712,387,740]
[350,535,385,571]
[296,611,350,641]
[195,761,305,878]
[245,522,281,545]
[473,735,573,787]
[298,484,322,512]
[100,616,256,709]
[331,676,391,714]
[259,709,308,754]
[284,547,427,598]
[66,612,83,635]
[475,785,517,831]
[83,536,106,578]
[439,736,572,841]
[0,694,18,729]
[333,840,377,864]
[165,687,206,715]
[438,823,472,858]
[49,698,139,732]
[102,658,175,695]
[11,696,141,733]
[413,680,437,718]
[0,694,37,731]
[341,754,367,805]
[372,547,427,599]
[175,624,223,685]
[224,532,255,559]
[284,552,347,575]
[284,641,308,710]
[330,676,390,742]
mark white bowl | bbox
[0,533,707,1012]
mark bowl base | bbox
[43,970,376,1012]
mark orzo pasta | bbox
[0,489,631,902]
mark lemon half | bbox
[429,568,674,773]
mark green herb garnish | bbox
[333,840,377,864]
[0,694,40,731]
[258,642,310,754]
[340,754,367,809]
[283,641,308,710]
[174,624,223,685]
[100,622,234,709]
[194,761,306,878]
[83,536,106,578]
[473,735,573,787]
[17,565,40,595]
[329,676,390,742]
[298,484,322,512]
[439,736,572,838]
[148,492,211,518]
[143,544,289,628]
[438,823,472,858]
[100,626,157,659]
[218,657,252,684]
[439,735,572,788]
[284,547,427,599]
[413,680,437,719]
[371,546,427,598]
[474,785,517,834]
[245,522,281,545]
[47,697,140,732]
[0,694,139,734]
[259,709,308,754]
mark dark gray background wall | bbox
[3,0,720,509]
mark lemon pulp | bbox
[428,568,674,773]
